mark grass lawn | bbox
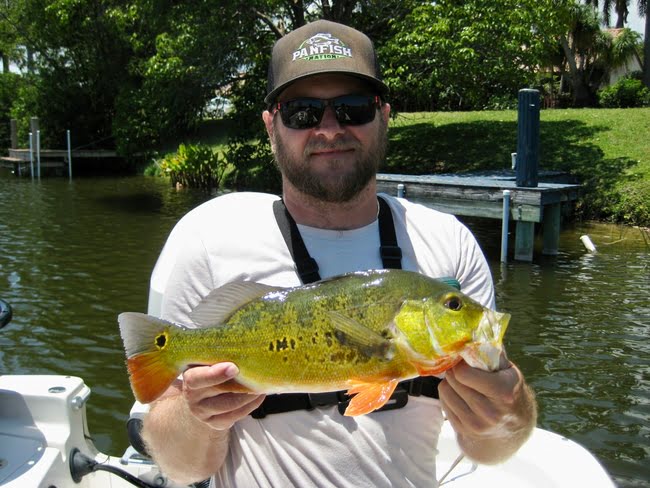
[384,108,650,225]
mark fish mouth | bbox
[462,309,511,371]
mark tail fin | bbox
[118,312,182,403]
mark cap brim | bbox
[264,70,389,105]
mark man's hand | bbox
[142,362,265,484]
[181,362,266,431]
[438,355,537,464]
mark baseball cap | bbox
[265,20,389,105]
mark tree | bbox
[585,0,648,88]
[379,0,565,111]
[557,3,642,105]
[640,0,650,87]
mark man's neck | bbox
[282,179,379,230]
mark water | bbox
[1,175,648,487]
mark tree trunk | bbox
[1,52,9,73]
[643,7,650,88]
[560,35,593,106]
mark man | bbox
[140,19,537,487]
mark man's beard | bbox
[273,120,388,203]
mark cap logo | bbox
[291,32,352,62]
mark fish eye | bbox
[444,295,463,311]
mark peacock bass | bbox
[118,269,509,416]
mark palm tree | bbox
[586,0,629,28]
[559,3,642,105]
[586,0,648,88]
[640,0,649,87]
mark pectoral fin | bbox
[327,311,393,359]
[416,355,462,376]
[344,378,400,416]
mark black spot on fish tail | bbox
[155,333,167,349]
[276,337,288,351]
[325,332,334,347]
[290,339,296,350]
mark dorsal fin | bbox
[190,281,284,327]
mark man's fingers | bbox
[441,368,500,434]
[203,394,266,430]
[450,361,519,400]
[183,363,239,390]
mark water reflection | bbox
[475,221,650,487]
[0,175,648,487]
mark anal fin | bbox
[214,378,255,394]
[343,378,399,416]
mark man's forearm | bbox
[142,395,230,484]
[457,382,537,465]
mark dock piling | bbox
[515,89,540,188]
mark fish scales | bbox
[194,273,417,389]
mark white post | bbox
[28,132,34,180]
[501,190,511,263]
[36,129,41,179]
[397,183,405,198]
[67,130,72,180]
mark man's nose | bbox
[314,106,345,138]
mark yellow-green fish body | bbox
[119,269,509,415]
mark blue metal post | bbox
[67,130,72,180]
[29,132,34,180]
[516,89,540,188]
[501,190,511,262]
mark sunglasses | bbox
[272,95,381,130]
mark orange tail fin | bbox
[127,352,179,403]
[119,312,182,403]
[344,379,399,416]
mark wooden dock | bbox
[376,171,580,262]
[0,148,118,176]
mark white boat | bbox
[0,373,615,488]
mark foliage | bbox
[610,178,650,225]
[598,76,650,106]
[4,0,133,150]
[380,0,565,111]
[112,2,260,156]
[159,143,228,191]
[0,73,22,152]
[555,4,643,106]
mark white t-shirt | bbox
[150,191,495,488]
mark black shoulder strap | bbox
[273,197,402,284]
[273,199,322,284]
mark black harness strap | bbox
[377,196,402,269]
[272,199,321,284]
[253,196,440,419]
[272,196,402,282]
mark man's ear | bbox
[262,110,276,151]
[381,102,391,122]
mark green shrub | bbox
[598,77,650,108]
[159,143,227,191]
[613,179,650,226]
[0,73,23,152]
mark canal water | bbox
[0,175,648,487]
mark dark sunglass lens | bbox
[333,96,376,125]
[281,99,324,129]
